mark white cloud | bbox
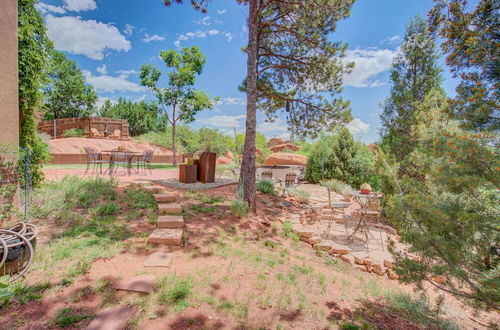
[96,64,107,75]
[223,97,246,106]
[124,24,134,37]
[217,9,227,14]
[380,35,401,45]
[142,33,165,43]
[45,15,131,60]
[346,118,370,135]
[116,69,138,78]
[35,3,66,14]
[83,70,146,93]
[63,0,96,12]
[194,16,211,26]
[199,115,246,128]
[174,29,230,48]
[95,96,117,109]
[258,119,288,132]
[342,48,397,88]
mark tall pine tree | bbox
[163,0,355,212]
[429,0,499,131]
[380,16,443,164]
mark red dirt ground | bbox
[1,184,497,329]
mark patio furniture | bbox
[111,129,121,139]
[134,150,154,174]
[261,170,273,181]
[348,191,384,252]
[108,150,132,175]
[323,188,350,239]
[90,128,103,138]
[84,147,105,174]
[284,172,297,188]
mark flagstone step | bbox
[115,274,156,294]
[158,203,182,215]
[143,186,164,194]
[157,215,184,229]
[154,193,177,203]
[144,251,172,267]
[85,306,136,330]
[149,228,183,246]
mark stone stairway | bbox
[146,186,184,246]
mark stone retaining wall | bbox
[38,117,129,140]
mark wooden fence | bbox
[38,117,129,140]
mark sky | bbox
[35,0,460,143]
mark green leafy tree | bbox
[18,0,53,186]
[304,135,337,183]
[98,98,166,136]
[381,89,499,309]
[305,128,379,189]
[140,47,218,165]
[429,0,499,131]
[380,16,443,164]
[350,142,380,190]
[42,50,97,120]
[163,0,354,212]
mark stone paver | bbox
[149,229,183,246]
[85,306,136,330]
[331,242,352,255]
[158,203,182,215]
[157,215,184,229]
[313,240,334,251]
[144,252,172,267]
[143,186,164,194]
[154,193,177,203]
[292,224,315,238]
[115,274,156,294]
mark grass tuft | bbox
[52,307,94,328]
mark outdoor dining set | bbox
[83,147,154,175]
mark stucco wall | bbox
[0,0,19,147]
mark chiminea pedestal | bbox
[197,152,216,183]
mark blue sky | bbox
[35,0,459,143]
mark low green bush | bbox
[257,180,274,195]
[33,176,118,219]
[123,185,156,209]
[94,203,118,216]
[230,199,249,218]
[287,187,310,203]
[62,128,85,138]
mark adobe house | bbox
[0,0,19,148]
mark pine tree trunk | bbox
[172,120,177,166]
[239,0,259,213]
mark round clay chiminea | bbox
[360,183,372,194]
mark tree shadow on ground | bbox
[325,299,456,330]
[169,313,225,329]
